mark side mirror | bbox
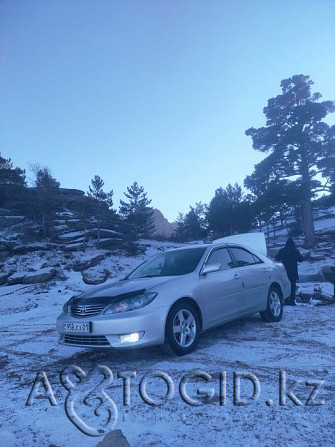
[201,263,221,275]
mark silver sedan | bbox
[56,242,290,355]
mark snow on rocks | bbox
[6,271,28,285]
[72,254,108,272]
[23,268,57,284]
[82,267,109,285]
[7,268,56,285]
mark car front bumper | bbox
[56,305,169,349]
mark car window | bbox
[206,247,234,270]
[126,246,207,278]
[135,257,164,277]
[230,247,263,267]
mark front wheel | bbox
[260,286,283,322]
[162,301,201,356]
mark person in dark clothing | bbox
[275,238,303,305]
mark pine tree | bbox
[87,175,115,247]
[245,75,335,247]
[207,184,251,237]
[25,166,61,239]
[245,171,303,238]
[174,203,208,242]
[0,153,26,208]
[0,154,26,186]
[119,182,154,240]
[74,196,96,251]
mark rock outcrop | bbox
[152,208,175,238]
[96,430,130,447]
[7,268,56,285]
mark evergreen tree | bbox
[174,203,208,242]
[207,183,251,237]
[87,175,115,247]
[0,153,26,208]
[245,172,303,238]
[25,166,61,238]
[119,182,154,240]
[174,212,187,241]
[0,154,26,186]
[245,75,335,247]
[73,196,96,251]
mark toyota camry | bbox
[56,240,290,355]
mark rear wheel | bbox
[260,286,283,322]
[162,301,201,356]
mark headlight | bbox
[104,292,157,315]
[62,297,74,315]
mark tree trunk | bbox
[302,198,315,248]
[300,146,316,248]
[266,220,270,242]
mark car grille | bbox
[71,303,106,317]
[62,334,110,346]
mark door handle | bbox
[234,274,240,279]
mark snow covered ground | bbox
[0,235,334,446]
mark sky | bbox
[1,0,335,222]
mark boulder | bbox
[22,268,56,284]
[82,268,109,285]
[72,254,107,272]
[7,272,27,285]
[96,430,130,447]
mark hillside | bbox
[1,203,334,289]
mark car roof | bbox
[168,242,254,251]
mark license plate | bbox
[63,322,90,333]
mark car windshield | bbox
[126,247,208,279]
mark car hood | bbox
[213,232,267,256]
[74,276,177,303]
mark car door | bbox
[228,246,270,313]
[198,246,245,328]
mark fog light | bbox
[118,332,144,343]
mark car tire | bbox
[260,286,283,322]
[162,301,201,356]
